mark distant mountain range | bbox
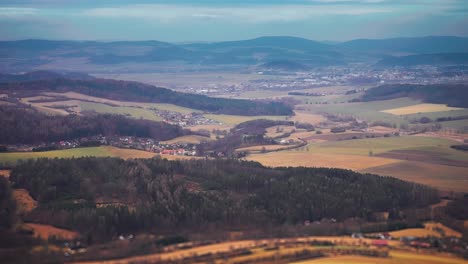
[1,36,468,71]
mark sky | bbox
[0,0,467,42]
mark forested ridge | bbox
[9,157,439,240]
[0,78,293,116]
[0,105,188,144]
[361,84,468,108]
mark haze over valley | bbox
[1,1,468,263]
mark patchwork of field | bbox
[298,97,468,130]
[381,103,464,115]
[94,72,273,90]
[20,92,201,121]
[247,135,468,192]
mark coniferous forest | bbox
[8,157,439,240]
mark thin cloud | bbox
[83,4,393,23]
[0,7,37,16]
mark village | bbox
[3,135,198,157]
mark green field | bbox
[301,136,462,156]
[204,114,289,125]
[0,146,156,165]
[79,102,163,121]
[301,98,419,126]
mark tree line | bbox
[0,78,293,116]
[9,157,439,240]
[0,105,188,144]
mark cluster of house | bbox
[350,231,467,254]
[153,109,220,127]
[7,135,198,156]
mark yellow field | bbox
[362,161,468,192]
[381,103,464,115]
[246,152,401,171]
[389,222,462,239]
[105,147,157,159]
[161,135,211,144]
[289,111,326,125]
[294,251,467,264]
[204,114,288,125]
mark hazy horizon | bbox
[1,0,467,42]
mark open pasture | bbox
[363,161,468,192]
[389,222,461,239]
[161,135,211,144]
[47,91,199,112]
[381,103,464,115]
[289,111,326,125]
[204,114,288,125]
[0,146,156,164]
[94,72,272,90]
[246,152,400,171]
[302,136,461,156]
[236,144,290,153]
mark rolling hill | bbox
[1,36,468,71]
[0,77,294,116]
[377,53,468,66]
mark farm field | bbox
[247,135,468,192]
[362,161,468,192]
[160,135,211,144]
[246,152,400,171]
[289,111,326,125]
[94,72,274,90]
[236,144,291,152]
[388,222,462,239]
[20,92,202,120]
[0,146,156,164]
[298,96,468,130]
[204,114,288,125]
[381,103,464,115]
[294,251,468,264]
[302,136,464,156]
[79,101,163,121]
